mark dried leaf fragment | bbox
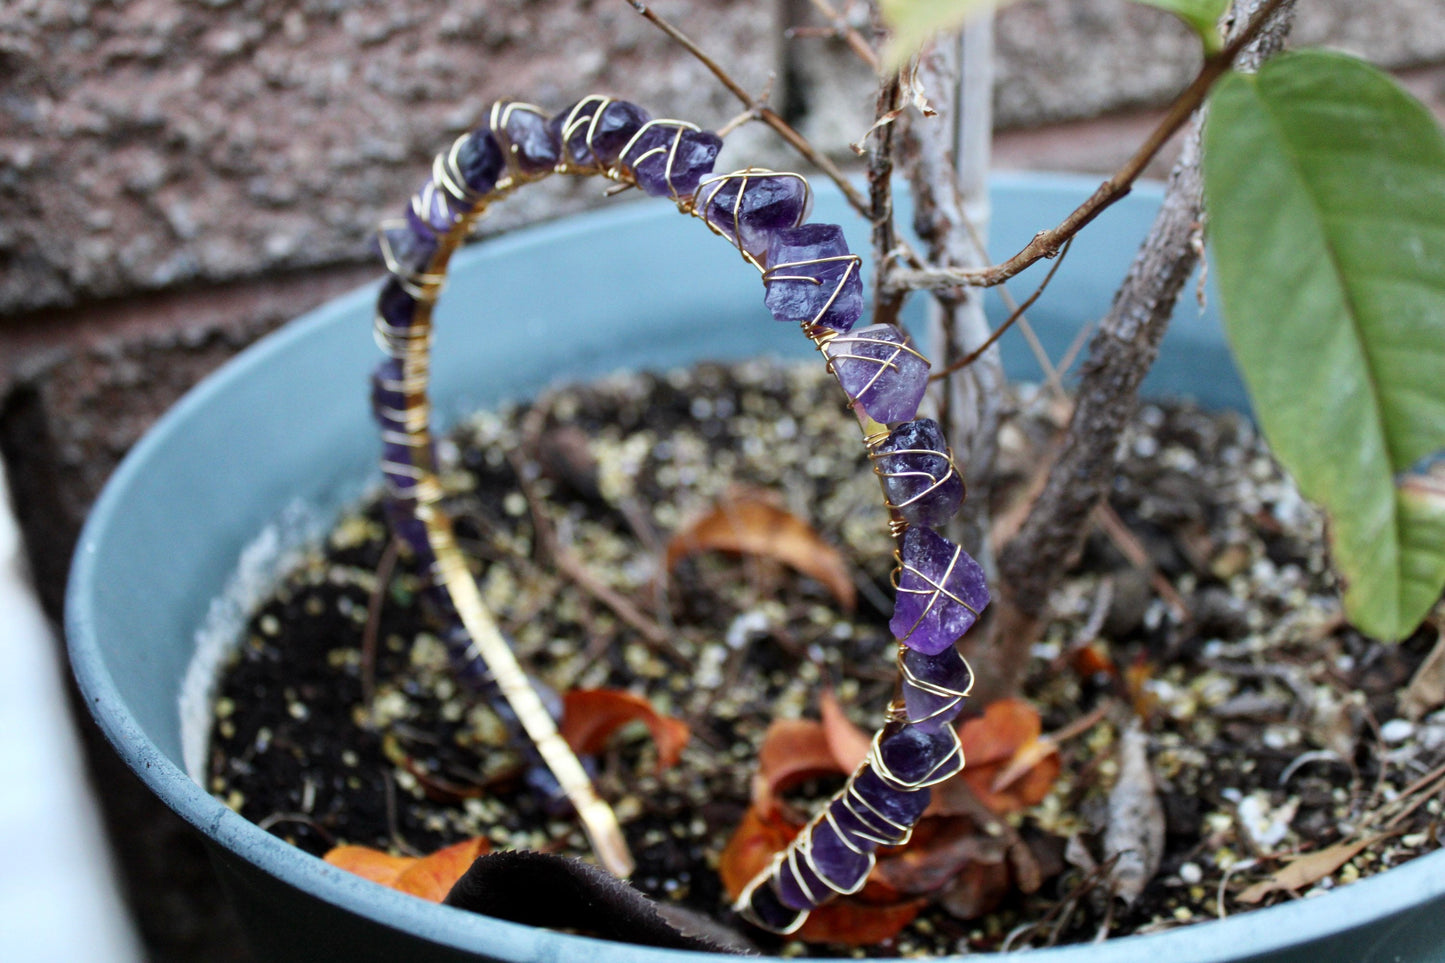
[324,836,491,902]
[1235,835,1385,904]
[560,688,691,771]
[951,699,1061,814]
[1400,624,1445,720]
[1103,721,1165,905]
[752,718,848,815]
[665,491,856,610]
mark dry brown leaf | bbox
[324,836,491,902]
[718,804,800,901]
[820,688,873,773]
[752,718,847,815]
[665,491,856,610]
[871,816,1004,895]
[953,699,1061,814]
[1103,721,1165,905]
[392,837,491,901]
[559,688,691,771]
[798,894,926,946]
[1400,625,1445,720]
[937,857,1013,921]
[323,845,415,887]
[1236,835,1384,904]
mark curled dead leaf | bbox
[752,718,847,816]
[820,688,873,774]
[950,699,1061,814]
[324,836,491,902]
[1103,721,1165,905]
[798,895,926,947]
[560,688,690,771]
[718,804,800,901]
[665,491,856,610]
[1235,835,1385,904]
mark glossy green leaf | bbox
[878,0,1008,68]
[1204,50,1445,641]
[1129,0,1227,52]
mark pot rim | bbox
[66,172,1445,961]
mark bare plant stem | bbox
[626,0,871,218]
[974,0,1299,703]
[868,70,907,329]
[884,0,1293,294]
[898,20,1002,559]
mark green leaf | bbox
[878,0,1008,68]
[1129,0,1228,53]
[1204,50,1445,642]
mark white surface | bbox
[0,458,141,962]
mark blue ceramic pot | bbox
[67,175,1445,962]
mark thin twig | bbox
[626,0,870,218]
[804,0,879,69]
[361,537,400,706]
[869,69,907,328]
[928,237,1073,381]
[885,0,1292,293]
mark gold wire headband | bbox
[369,95,990,934]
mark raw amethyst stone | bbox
[377,279,417,330]
[890,526,990,654]
[407,179,464,240]
[742,881,804,933]
[497,103,559,175]
[764,223,864,332]
[550,98,650,168]
[901,644,973,731]
[808,820,872,892]
[382,500,432,563]
[621,123,723,199]
[378,222,437,280]
[370,359,406,427]
[775,849,828,911]
[877,723,963,787]
[823,323,929,423]
[699,171,812,259]
[873,418,964,528]
[850,766,931,828]
[454,129,505,195]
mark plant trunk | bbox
[979,0,1298,703]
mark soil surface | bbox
[208,359,1445,957]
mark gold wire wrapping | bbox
[375,95,974,918]
[869,442,963,512]
[890,538,985,645]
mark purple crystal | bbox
[377,279,417,330]
[407,178,464,240]
[550,98,650,168]
[699,171,812,258]
[621,123,722,199]
[877,723,963,787]
[890,526,990,654]
[823,323,930,423]
[775,848,829,911]
[496,102,559,175]
[764,223,865,332]
[873,418,965,528]
[901,645,973,731]
[454,128,505,195]
[742,882,805,933]
[809,820,871,892]
[850,766,930,828]
[378,222,437,280]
